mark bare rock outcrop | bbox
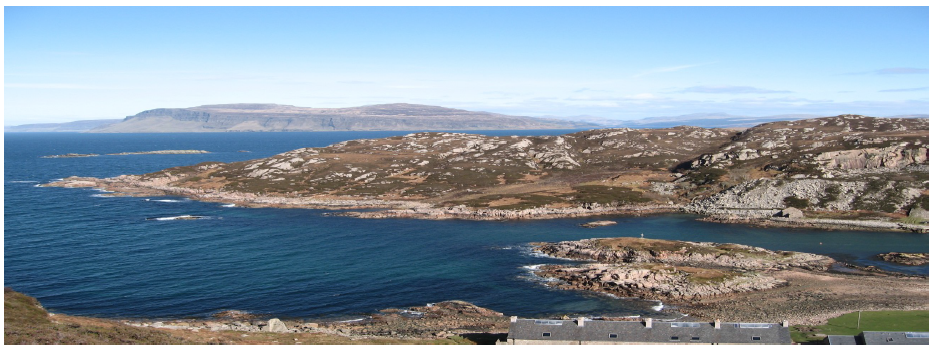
[876,252,928,266]
[531,237,835,302]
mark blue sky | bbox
[3,6,930,125]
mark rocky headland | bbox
[529,237,928,325]
[44,115,928,232]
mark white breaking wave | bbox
[336,318,365,323]
[651,301,664,311]
[221,203,237,208]
[146,215,210,221]
[146,199,183,203]
[92,188,115,193]
[9,180,39,183]
[518,264,560,285]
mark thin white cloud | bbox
[679,85,792,94]
[842,67,929,75]
[632,62,715,78]
[5,83,106,90]
[879,87,928,93]
[874,67,928,75]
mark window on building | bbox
[752,336,762,341]
[542,332,551,337]
[670,336,679,341]
[691,337,700,341]
[609,333,618,338]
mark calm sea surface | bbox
[3,132,929,320]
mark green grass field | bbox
[790,310,929,343]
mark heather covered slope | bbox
[90,103,596,132]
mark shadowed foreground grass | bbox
[790,310,929,343]
[4,288,475,345]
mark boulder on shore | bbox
[262,318,289,333]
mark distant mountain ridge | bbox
[4,119,122,132]
[9,106,928,132]
[88,103,597,132]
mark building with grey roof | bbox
[500,317,792,345]
[825,331,929,345]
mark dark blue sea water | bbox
[3,132,929,321]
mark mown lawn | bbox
[790,310,929,344]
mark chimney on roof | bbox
[644,318,653,328]
[510,316,517,323]
[782,320,789,327]
[577,317,585,327]
[714,319,721,329]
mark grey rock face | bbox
[908,207,929,219]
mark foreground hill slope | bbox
[89,103,595,132]
[50,115,928,229]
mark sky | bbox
[2,6,930,125]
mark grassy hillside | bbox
[790,310,929,343]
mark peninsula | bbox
[46,115,928,232]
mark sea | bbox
[3,131,929,321]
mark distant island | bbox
[42,150,209,158]
[74,103,593,133]
[5,119,122,132]
[45,115,929,233]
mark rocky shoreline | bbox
[529,237,929,325]
[42,176,927,232]
[697,213,929,233]
[118,301,510,341]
